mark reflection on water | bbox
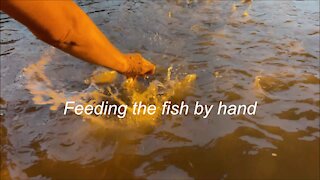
[1,0,319,179]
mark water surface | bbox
[1,0,319,179]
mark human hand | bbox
[123,53,155,77]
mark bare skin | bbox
[1,0,155,77]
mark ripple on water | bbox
[1,0,319,179]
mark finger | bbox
[143,63,156,75]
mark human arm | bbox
[1,0,155,76]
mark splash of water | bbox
[24,52,196,129]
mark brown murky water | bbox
[1,0,319,179]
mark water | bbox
[23,52,197,128]
[1,0,319,179]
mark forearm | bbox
[1,0,128,73]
